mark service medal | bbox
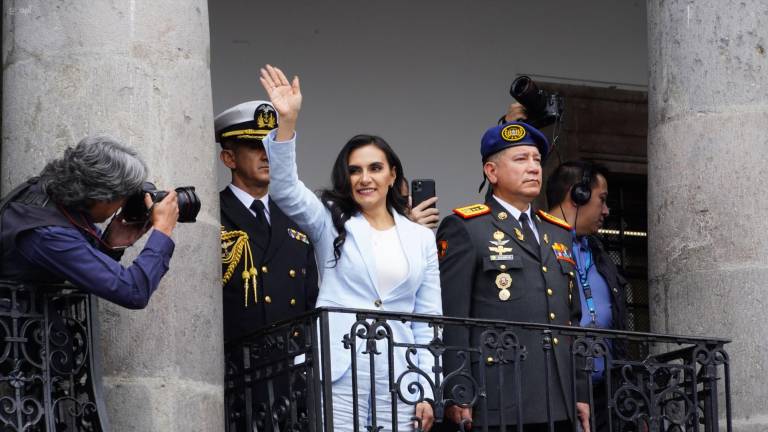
[495,272,512,290]
[498,288,511,301]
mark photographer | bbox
[0,135,179,309]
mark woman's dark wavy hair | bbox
[320,134,408,267]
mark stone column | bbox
[647,1,768,430]
[3,1,223,430]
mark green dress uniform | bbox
[221,187,318,343]
[436,198,584,428]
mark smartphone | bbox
[411,179,436,209]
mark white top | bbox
[492,195,539,244]
[370,225,409,296]
[228,183,271,224]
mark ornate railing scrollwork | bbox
[224,307,732,432]
[0,280,109,431]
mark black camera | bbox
[121,182,201,224]
[509,75,564,128]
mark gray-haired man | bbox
[0,135,180,308]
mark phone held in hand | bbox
[411,179,436,209]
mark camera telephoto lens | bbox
[121,182,201,224]
[174,186,201,223]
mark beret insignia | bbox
[501,124,527,142]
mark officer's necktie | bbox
[518,212,540,259]
[250,200,271,242]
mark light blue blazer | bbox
[264,131,442,393]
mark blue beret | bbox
[480,122,550,161]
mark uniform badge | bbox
[495,272,512,290]
[552,242,575,265]
[543,233,549,244]
[287,228,310,244]
[488,231,513,257]
[514,228,524,241]
[438,240,448,259]
[497,211,508,221]
[496,272,513,301]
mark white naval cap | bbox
[214,100,278,143]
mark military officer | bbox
[436,122,589,432]
[216,100,318,343]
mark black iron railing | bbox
[225,307,731,432]
[0,281,109,431]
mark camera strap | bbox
[57,205,113,251]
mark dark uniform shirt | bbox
[437,196,584,427]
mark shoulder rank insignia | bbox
[454,204,490,219]
[221,227,259,307]
[288,228,310,244]
[536,210,572,231]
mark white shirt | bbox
[492,195,540,244]
[228,183,271,224]
[370,226,409,296]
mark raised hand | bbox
[259,65,301,141]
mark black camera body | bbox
[509,75,564,129]
[121,182,201,224]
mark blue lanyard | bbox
[573,234,597,324]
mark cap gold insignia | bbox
[500,124,527,142]
[497,211,508,220]
[498,289,511,301]
[495,272,512,290]
[514,228,524,241]
[256,108,277,129]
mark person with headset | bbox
[546,160,630,432]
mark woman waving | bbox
[259,65,441,431]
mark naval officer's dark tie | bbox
[250,199,271,242]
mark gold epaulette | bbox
[536,210,572,231]
[221,227,259,307]
[453,204,491,219]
